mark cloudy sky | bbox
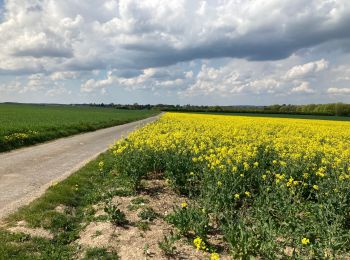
[0,0,350,105]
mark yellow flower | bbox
[301,237,310,246]
[193,237,205,251]
[107,111,350,254]
[243,162,250,170]
[280,161,287,166]
[98,161,104,168]
[286,177,298,188]
[181,202,188,208]
[316,172,325,177]
[210,252,220,260]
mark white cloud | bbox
[81,66,190,93]
[50,71,79,81]
[284,59,329,80]
[0,81,22,93]
[185,71,193,79]
[180,57,336,98]
[327,87,350,94]
[0,1,349,75]
[291,82,315,94]
[332,65,350,81]
[46,86,72,97]
[182,59,309,97]
[182,64,243,96]
[249,79,281,94]
[1,1,350,104]
[0,73,74,96]
[80,79,98,93]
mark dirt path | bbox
[0,115,160,219]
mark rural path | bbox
[0,114,161,219]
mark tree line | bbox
[85,102,350,117]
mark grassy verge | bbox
[0,148,216,259]
[0,104,158,152]
[0,151,131,259]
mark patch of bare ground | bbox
[77,221,118,249]
[6,220,53,239]
[78,176,231,259]
[54,204,69,214]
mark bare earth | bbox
[0,114,160,220]
[76,177,230,259]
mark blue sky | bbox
[0,0,350,105]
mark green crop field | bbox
[0,103,158,152]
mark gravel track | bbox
[0,115,160,219]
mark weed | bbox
[143,243,151,257]
[84,247,119,259]
[128,197,150,211]
[104,200,128,226]
[0,228,74,259]
[92,230,103,238]
[94,215,109,222]
[158,231,179,256]
[166,205,209,239]
[136,221,151,231]
[132,197,150,205]
[138,207,158,221]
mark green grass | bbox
[0,151,133,259]
[0,230,74,260]
[0,103,158,152]
[84,248,119,259]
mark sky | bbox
[0,0,350,105]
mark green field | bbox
[0,104,158,152]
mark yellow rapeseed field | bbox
[111,113,350,258]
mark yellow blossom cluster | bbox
[111,113,350,194]
[110,113,350,255]
[4,130,39,143]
